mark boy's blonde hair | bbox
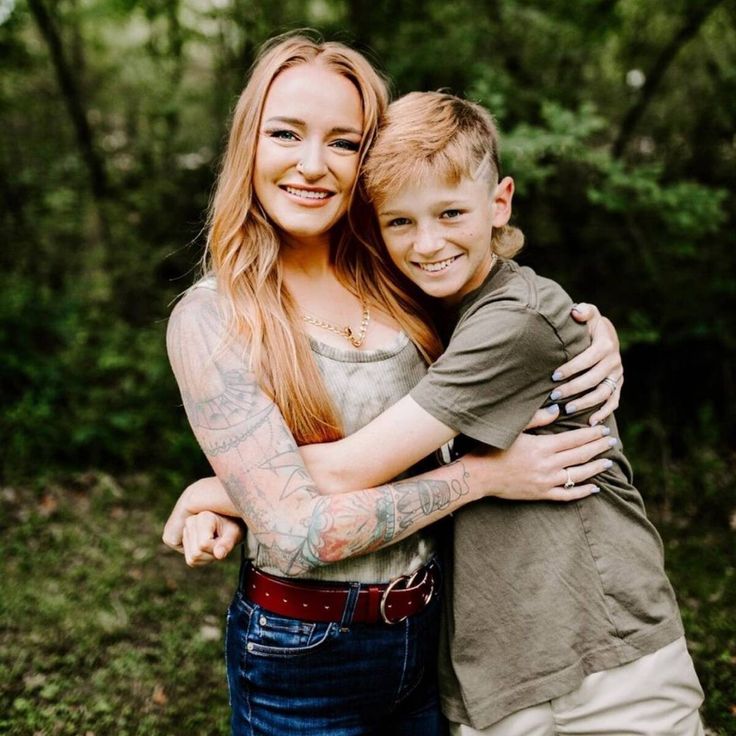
[363,91,524,258]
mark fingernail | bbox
[600,426,611,436]
[550,390,562,401]
[545,403,559,414]
[565,403,577,414]
[608,437,618,446]
[589,418,599,426]
[603,459,613,469]
[552,371,564,381]
[571,304,581,313]
[591,486,601,493]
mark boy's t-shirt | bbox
[410,259,684,729]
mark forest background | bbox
[1,0,734,734]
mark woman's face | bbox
[253,63,364,248]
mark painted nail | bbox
[545,404,559,414]
[608,437,618,447]
[603,459,613,469]
[552,371,564,381]
[550,390,562,401]
[591,486,601,493]
[565,403,577,414]
[600,426,611,436]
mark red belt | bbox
[243,562,438,625]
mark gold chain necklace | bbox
[302,302,371,348]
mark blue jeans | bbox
[225,563,447,736]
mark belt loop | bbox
[339,582,361,629]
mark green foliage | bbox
[0,477,235,734]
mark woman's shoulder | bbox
[168,274,229,347]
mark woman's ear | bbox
[492,176,514,227]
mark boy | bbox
[340,90,705,735]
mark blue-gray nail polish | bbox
[603,459,613,469]
[591,486,601,493]
[565,403,577,414]
[550,390,562,401]
[552,371,564,381]
[608,437,618,447]
[545,404,559,414]
[601,426,611,436]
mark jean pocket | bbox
[245,604,337,658]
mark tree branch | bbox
[613,0,725,158]
[27,0,108,200]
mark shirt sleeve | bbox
[409,302,568,449]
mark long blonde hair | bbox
[204,33,441,444]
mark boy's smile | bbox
[376,175,514,304]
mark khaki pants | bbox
[451,637,704,736]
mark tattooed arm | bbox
[165,286,526,576]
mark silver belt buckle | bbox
[379,565,435,625]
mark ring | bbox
[563,468,575,489]
[601,376,618,395]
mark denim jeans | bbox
[225,562,447,736]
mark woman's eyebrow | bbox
[330,126,363,136]
[262,117,361,137]
[263,116,305,127]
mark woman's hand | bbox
[469,414,616,502]
[181,511,245,567]
[552,302,624,426]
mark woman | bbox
[163,33,622,735]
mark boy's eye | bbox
[441,209,463,219]
[386,217,411,228]
[266,129,299,141]
[331,139,360,152]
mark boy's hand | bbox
[181,511,245,567]
[552,303,624,425]
[162,476,232,552]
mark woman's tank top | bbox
[246,332,437,583]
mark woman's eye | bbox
[266,129,298,141]
[441,209,463,219]
[387,218,411,228]
[331,139,360,152]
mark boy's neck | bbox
[440,254,498,307]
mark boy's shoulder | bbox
[459,258,574,327]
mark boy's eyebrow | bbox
[378,199,469,217]
[263,116,362,136]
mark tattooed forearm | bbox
[168,290,482,576]
[391,463,471,531]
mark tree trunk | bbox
[27,0,108,201]
[613,0,725,158]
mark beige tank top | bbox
[246,332,438,583]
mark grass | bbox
[1,473,734,735]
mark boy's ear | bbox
[492,176,514,227]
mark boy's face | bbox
[376,175,514,304]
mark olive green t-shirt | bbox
[410,259,684,729]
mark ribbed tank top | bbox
[246,331,437,582]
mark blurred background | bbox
[1,0,734,733]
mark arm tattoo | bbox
[391,464,471,531]
[169,294,476,574]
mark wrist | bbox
[458,455,488,502]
